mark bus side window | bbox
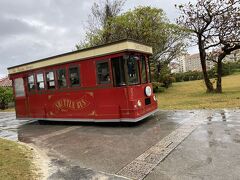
[111,57,126,86]
[14,78,25,97]
[69,67,80,87]
[36,73,45,90]
[96,61,111,84]
[27,75,35,91]
[46,71,56,89]
[57,69,67,88]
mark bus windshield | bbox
[111,54,149,86]
[127,55,140,85]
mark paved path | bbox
[1,109,240,180]
[146,110,240,180]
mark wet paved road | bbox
[146,110,240,180]
[1,109,240,180]
[0,112,28,140]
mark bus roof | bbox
[8,39,152,75]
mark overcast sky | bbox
[0,0,196,78]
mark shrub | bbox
[157,86,165,92]
[173,61,240,83]
[0,87,13,110]
[174,70,213,82]
[162,74,175,88]
[152,82,165,93]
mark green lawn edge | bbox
[0,138,38,180]
[157,74,240,110]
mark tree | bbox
[77,5,188,81]
[76,0,125,49]
[109,7,188,64]
[176,0,240,93]
[0,87,13,110]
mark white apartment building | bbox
[171,53,215,73]
[184,53,202,72]
[171,49,240,74]
[170,55,186,73]
[223,49,240,63]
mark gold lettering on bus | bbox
[54,95,90,112]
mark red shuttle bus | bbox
[8,40,158,122]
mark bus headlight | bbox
[137,100,142,107]
[145,86,152,97]
[153,95,157,101]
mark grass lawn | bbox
[0,107,15,112]
[0,138,38,180]
[157,74,240,110]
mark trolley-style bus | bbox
[8,40,158,122]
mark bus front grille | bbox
[145,98,151,105]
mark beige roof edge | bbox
[8,40,153,75]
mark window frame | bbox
[126,54,140,86]
[146,56,152,83]
[14,78,25,97]
[45,70,56,90]
[36,72,46,91]
[56,68,68,89]
[68,65,81,87]
[96,60,112,85]
[111,56,127,87]
[27,74,36,93]
[140,55,147,84]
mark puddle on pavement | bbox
[206,110,236,123]
[0,130,18,141]
[0,111,192,142]
[1,110,239,143]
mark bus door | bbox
[13,77,29,118]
